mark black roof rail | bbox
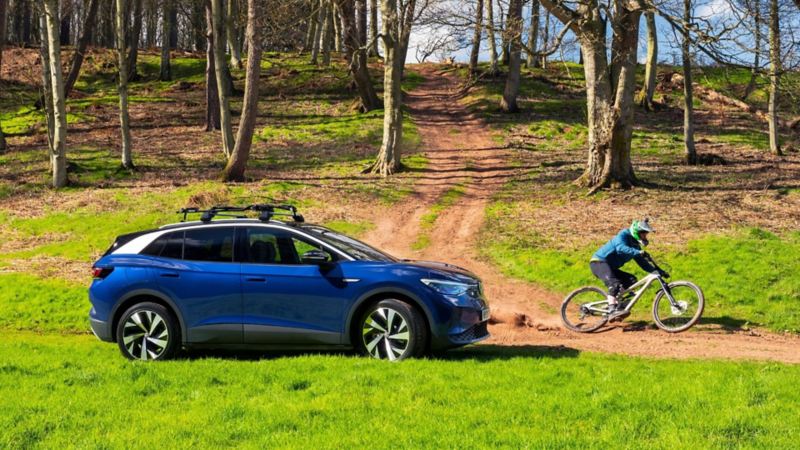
[177,204,304,223]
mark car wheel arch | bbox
[111,289,186,344]
[346,288,433,347]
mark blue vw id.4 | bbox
[89,204,490,361]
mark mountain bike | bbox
[560,253,704,333]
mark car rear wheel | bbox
[358,299,427,361]
[116,302,180,361]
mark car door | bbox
[144,226,242,344]
[239,226,357,345]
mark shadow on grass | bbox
[178,344,580,362]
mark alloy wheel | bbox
[361,307,411,361]
[122,310,170,360]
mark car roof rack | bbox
[177,204,305,223]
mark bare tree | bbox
[742,0,761,100]
[160,0,171,81]
[500,0,523,112]
[486,0,498,73]
[222,0,262,181]
[366,0,417,176]
[636,11,657,110]
[311,0,325,63]
[127,0,143,80]
[469,0,483,73]
[369,0,380,57]
[205,0,220,131]
[64,0,100,97]
[303,0,319,52]
[227,0,243,69]
[321,0,334,65]
[768,0,781,155]
[526,0,540,68]
[42,0,69,187]
[337,0,381,111]
[211,0,235,158]
[538,0,643,192]
[115,0,134,169]
[682,0,697,165]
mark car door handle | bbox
[245,277,266,282]
[159,272,179,278]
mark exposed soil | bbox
[362,65,800,364]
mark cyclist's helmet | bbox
[630,218,654,241]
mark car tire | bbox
[116,302,180,361]
[357,299,427,361]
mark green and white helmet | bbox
[630,218,654,241]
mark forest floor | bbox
[362,64,800,363]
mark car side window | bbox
[141,231,184,259]
[244,228,334,264]
[183,228,234,262]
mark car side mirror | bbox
[301,250,331,265]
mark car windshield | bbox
[299,225,396,262]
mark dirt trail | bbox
[362,65,800,364]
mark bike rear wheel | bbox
[561,286,610,333]
[652,281,704,333]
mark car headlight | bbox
[420,278,475,296]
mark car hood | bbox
[400,259,480,283]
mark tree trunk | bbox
[682,0,696,165]
[222,0,261,182]
[743,0,760,100]
[205,0,220,131]
[64,0,99,97]
[469,0,483,74]
[168,2,177,48]
[369,0,380,57]
[59,1,71,46]
[145,0,157,48]
[159,0,171,81]
[310,0,325,64]
[526,0,539,68]
[356,0,367,46]
[40,15,56,148]
[636,12,657,111]
[321,0,333,65]
[540,11,549,68]
[500,0,522,112]
[368,0,407,176]
[337,0,381,111]
[211,0,235,158]
[573,11,640,192]
[127,0,143,80]
[43,0,68,188]
[227,0,243,69]
[768,0,781,156]
[116,0,133,169]
[190,0,205,51]
[101,0,114,47]
[0,0,7,73]
[333,2,342,53]
[486,0,497,73]
[303,1,318,52]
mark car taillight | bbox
[92,267,114,279]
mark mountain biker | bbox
[590,219,669,318]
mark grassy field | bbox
[2,332,799,448]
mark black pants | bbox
[590,261,637,297]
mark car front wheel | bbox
[116,302,180,361]
[358,299,427,361]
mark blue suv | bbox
[89,205,490,361]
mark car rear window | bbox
[141,231,184,259]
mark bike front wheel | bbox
[561,286,610,333]
[652,281,705,333]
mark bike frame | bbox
[582,273,677,315]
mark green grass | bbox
[482,202,800,332]
[1,331,799,448]
[412,184,466,251]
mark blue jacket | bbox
[592,229,656,272]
